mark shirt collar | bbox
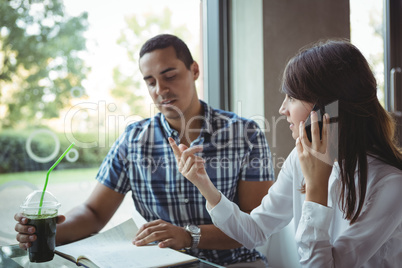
[199,100,214,135]
[160,100,214,138]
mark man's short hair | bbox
[139,34,194,70]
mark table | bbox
[0,244,224,268]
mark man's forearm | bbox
[56,204,106,245]
[197,224,242,250]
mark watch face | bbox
[188,225,201,234]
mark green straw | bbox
[38,142,75,215]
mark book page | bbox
[82,243,198,268]
[56,218,198,268]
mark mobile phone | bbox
[304,104,324,142]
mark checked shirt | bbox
[96,100,275,266]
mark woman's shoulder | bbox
[368,155,402,172]
[367,155,402,184]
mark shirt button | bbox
[184,198,189,204]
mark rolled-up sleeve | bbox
[295,174,402,267]
[295,201,334,266]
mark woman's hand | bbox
[168,137,221,208]
[296,111,334,206]
[168,137,206,187]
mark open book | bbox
[55,218,198,268]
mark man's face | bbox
[139,46,200,120]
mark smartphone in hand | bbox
[305,102,338,142]
[305,104,324,142]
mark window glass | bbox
[350,0,384,105]
[0,0,201,245]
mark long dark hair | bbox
[282,39,402,224]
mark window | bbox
[0,0,201,244]
[350,0,384,105]
[350,0,402,144]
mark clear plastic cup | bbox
[20,190,60,263]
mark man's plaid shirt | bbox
[96,101,275,266]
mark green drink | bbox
[20,190,60,263]
[26,214,57,262]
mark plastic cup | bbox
[20,190,61,263]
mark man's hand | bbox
[133,219,191,250]
[14,212,66,250]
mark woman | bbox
[169,40,402,267]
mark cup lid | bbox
[20,190,60,209]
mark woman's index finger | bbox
[168,137,181,157]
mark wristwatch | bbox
[184,224,201,249]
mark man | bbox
[15,34,274,267]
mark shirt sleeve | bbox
[239,122,275,182]
[207,194,269,249]
[295,174,402,267]
[96,129,131,194]
[207,150,296,249]
[295,201,334,266]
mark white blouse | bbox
[208,148,402,267]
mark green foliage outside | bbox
[0,129,110,173]
[0,3,197,176]
[0,0,89,129]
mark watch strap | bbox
[185,225,201,249]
